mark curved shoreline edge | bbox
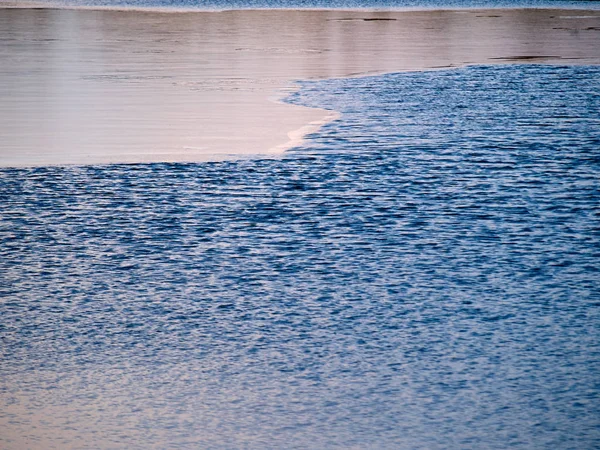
[269,109,342,155]
[0,7,599,167]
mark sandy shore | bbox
[0,7,599,166]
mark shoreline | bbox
[0,7,599,167]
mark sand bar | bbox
[0,7,599,166]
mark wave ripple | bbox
[1,65,599,449]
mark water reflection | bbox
[1,65,599,449]
[0,8,599,165]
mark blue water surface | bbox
[20,0,600,10]
[1,65,599,448]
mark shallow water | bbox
[2,7,600,166]
[1,64,599,448]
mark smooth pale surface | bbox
[0,8,599,166]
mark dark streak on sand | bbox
[328,17,397,21]
[490,55,563,61]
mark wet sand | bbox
[0,7,599,166]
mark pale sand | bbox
[0,8,599,166]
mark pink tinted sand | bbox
[0,8,599,166]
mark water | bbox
[1,64,599,448]
[19,0,600,11]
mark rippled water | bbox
[1,65,599,448]
[23,0,600,11]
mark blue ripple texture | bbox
[1,65,599,449]
[22,0,600,10]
